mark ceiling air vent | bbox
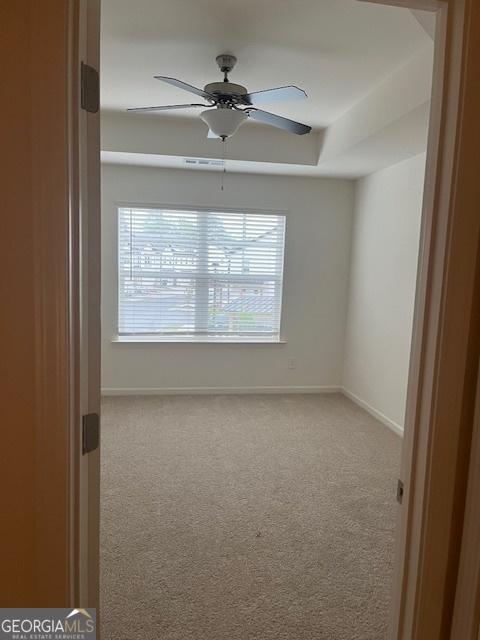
[183,158,225,169]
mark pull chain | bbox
[221,137,227,191]
[129,208,133,280]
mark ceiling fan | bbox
[127,54,312,140]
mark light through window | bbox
[118,207,286,340]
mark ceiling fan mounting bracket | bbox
[215,54,237,75]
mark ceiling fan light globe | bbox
[200,108,247,139]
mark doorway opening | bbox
[98,2,435,638]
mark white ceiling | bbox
[100,0,434,178]
[101,0,430,128]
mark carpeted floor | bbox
[100,393,401,640]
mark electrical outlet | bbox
[288,358,297,370]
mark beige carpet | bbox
[100,393,401,640]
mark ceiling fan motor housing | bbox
[204,82,248,104]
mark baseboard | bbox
[341,388,404,437]
[101,385,341,396]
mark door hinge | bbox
[82,413,100,455]
[81,62,99,113]
[397,479,404,504]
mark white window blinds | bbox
[118,207,286,339]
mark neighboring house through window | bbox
[117,206,286,341]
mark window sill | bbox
[111,335,287,344]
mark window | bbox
[117,207,286,341]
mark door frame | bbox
[69,0,480,635]
[72,0,101,609]
[450,362,480,639]
[360,0,480,638]
[48,0,101,610]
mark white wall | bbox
[101,164,354,392]
[343,153,426,431]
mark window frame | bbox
[113,202,288,344]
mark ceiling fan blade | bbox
[248,109,311,135]
[207,129,220,139]
[127,103,207,113]
[243,85,307,106]
[154,76,216,101]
